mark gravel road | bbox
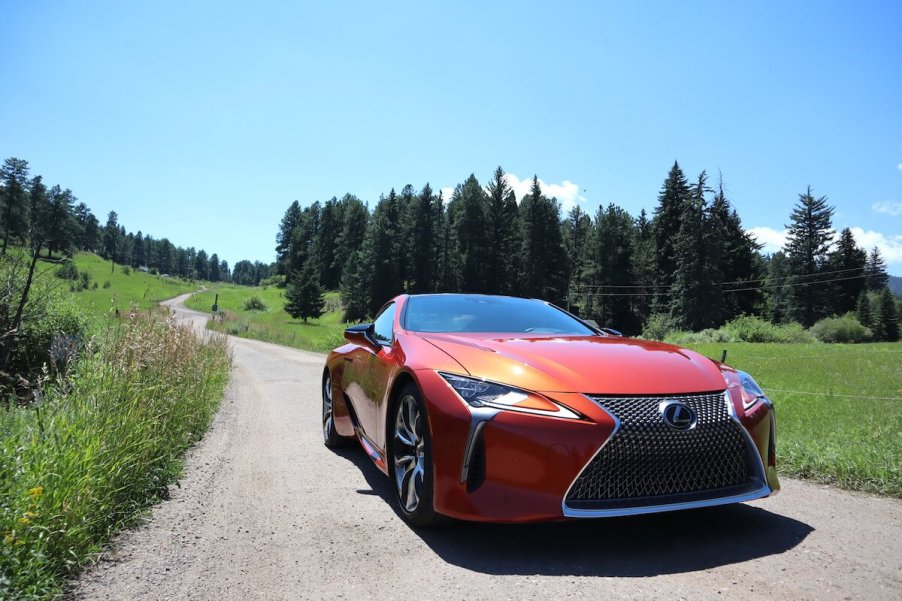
[71,293,902,600]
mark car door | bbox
[342,302,397,455]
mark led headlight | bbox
[439,372,579,419]
[737,370,770,410]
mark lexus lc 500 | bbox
[322,294,779,525]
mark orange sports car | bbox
[323,294,779,525]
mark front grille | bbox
[566,391,759,510]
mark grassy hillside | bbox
[185,285,346,352]
[684,342,902,496]
[53,252,198,326]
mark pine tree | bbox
[857,290,872,331]
[879,287,899,342]
[332,194,368,278]
[519,176,568,303]
[765,252,792,323]
[285,260,325,323]
[784,187,835,326]
[709,179,762,318]
[452,174,490,293]
[651,162,691,311]
[73,202,99,252]
[827,228,867,315]
[195,249,209,280]
[46,185,78,258]
[589,204,638,331]
[485,167,521,295]
[102,211,119,270]
[276,201,303,275]
[27,176,51,254]
[865,247,889,291]
[209,253,221,282]
[0,157,30,254]
[563,204,591,308]
[669,172,721,330]
[340,250,370,322]
[408,183,439,293]
[631,209,656,325]
[316,197,344,289]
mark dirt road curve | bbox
[71,294,902,600]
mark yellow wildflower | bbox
[28,486,43,499]
[17,517,30,526]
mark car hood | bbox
[417,332,727,395]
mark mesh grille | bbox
[566,391,756,508]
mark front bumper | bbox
[416,370,778,523]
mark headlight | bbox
[737,370,770,410]
[439,372,579,419]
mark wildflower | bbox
[17,517,30,526]
[3,533,14,545]
[28,486,43,499]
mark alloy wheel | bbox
[393,394,426,512]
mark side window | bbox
[372,303,396,346]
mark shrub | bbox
[260,274,286,288]
[122,265,131,275]
[810,313,873,343]
[642,313,677,341]
[55,262,78,280]
[79,271,91,290]
[666,328,737,345]
[243,296,267,311]
[102,280,111,289]
[8,295,87,381]
[722,315,815,343]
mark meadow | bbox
[683,342,901,496]
[185,285,346,353]
[57,252,198,324]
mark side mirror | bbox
[345,323,374,346]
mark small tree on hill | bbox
[285,260,325,323]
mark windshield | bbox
[404,295,596,335]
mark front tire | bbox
[322,372,346,448]
[390,384,440,526]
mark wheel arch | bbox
[385,370,420,450]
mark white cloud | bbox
[849,227,902,265]
[748,226,788,254]
[748,225,902,268]
[438,173,587,212]
[502,173,586,212]
[873,201,902,216]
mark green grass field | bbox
[185,285,346,353]
[683,342,902,496]
[45,252,198,327]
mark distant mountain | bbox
[890,275,902,297]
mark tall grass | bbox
[0,316,230,599]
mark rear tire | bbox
[322,372,347,448]
[390,383,440,526]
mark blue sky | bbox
[2,1,901,273]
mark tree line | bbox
[275,162,897,339]
[0,156,273,283]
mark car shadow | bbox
[333,446,813,577]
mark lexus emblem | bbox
[660,401,697,431]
